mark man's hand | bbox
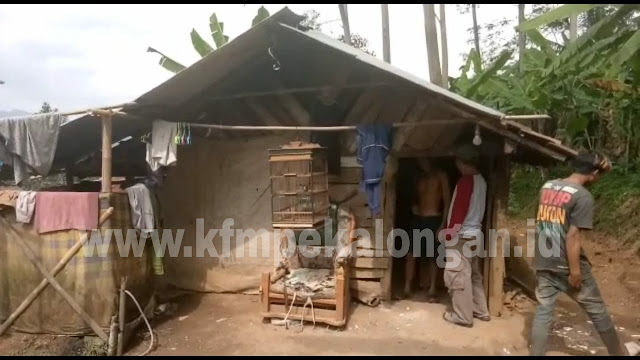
[569,271,582,289]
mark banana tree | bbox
[148,6,271,74]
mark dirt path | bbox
[2,221,637,356]
[126,292,529,356]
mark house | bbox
[0,7,576,337]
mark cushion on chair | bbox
[270,268,336,299]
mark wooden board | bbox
[351,268,385,279]
[355,248,391,258]
[328,184,367,207]
[352,257,390,269]
[350,279,382,294]
[328,167,361,185]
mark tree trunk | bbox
[423,4,443,86]
[381,4,391,63]
[339,4,352,45]
[472,4,481,58]
[569,13,578,43]
[439,4,448,88]
[518,4,526,73]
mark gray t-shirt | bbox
[534,179,594,273]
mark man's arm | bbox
[566,225,582,289]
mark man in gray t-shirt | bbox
[534,178,593,273]
[530,152,628,356]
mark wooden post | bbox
[117,277,127,356]
[101,114,113,193]
[488,155,510,317]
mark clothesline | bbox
[183,119,472,132]
[0,103,134,121]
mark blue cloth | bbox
[356,124,392,216]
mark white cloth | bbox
[15,191,36,223]
[125,183,155,232]
[146,120,177,171]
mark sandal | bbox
[442,312,473,328]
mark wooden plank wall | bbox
[329,156,395,300]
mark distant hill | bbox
[0,109,30,118]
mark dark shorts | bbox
[409,215,442,258]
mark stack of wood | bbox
[328,157,393,306]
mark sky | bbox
[0,4,518,113]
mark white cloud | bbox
[0,4,517,113]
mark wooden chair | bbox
[260,209,355,327]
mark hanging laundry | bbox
[33,192,99,234]
[356,124,392,216]
[16,191,36,223]
[125,183,164,275]
[125,183,155,232]
[146,120,178,171]
[0,113,64,184]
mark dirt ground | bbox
[505,218,640,356]
[124,292,530,356]
[1,220,639,356]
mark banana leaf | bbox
[190,29,214,57]
[607,30,640,77]
[147,47,186,73]
[466,50,512,98]
[516,4,609,32]
[209,13,228,49]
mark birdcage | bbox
[269,143,329,229]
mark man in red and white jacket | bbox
[442,145,490,328]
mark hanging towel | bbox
[16,191,36,223]
[356,124,392,216]
[34,192,99,234]
[125,183,164,275]
[146,120,177,171]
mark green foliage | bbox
[451,4,640,163]
[149,7,270,74]
[35,102,58,114]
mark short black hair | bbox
[572,152,611,175]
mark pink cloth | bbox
[34,192,99,234]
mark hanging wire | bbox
[268,47,281,71]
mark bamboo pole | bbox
[101,114,113,193]
[186,119,470,132]
[503,114,552,120]
[0,208,114,336]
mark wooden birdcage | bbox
[269,142,329,229]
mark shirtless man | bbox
[401,158,450,302]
